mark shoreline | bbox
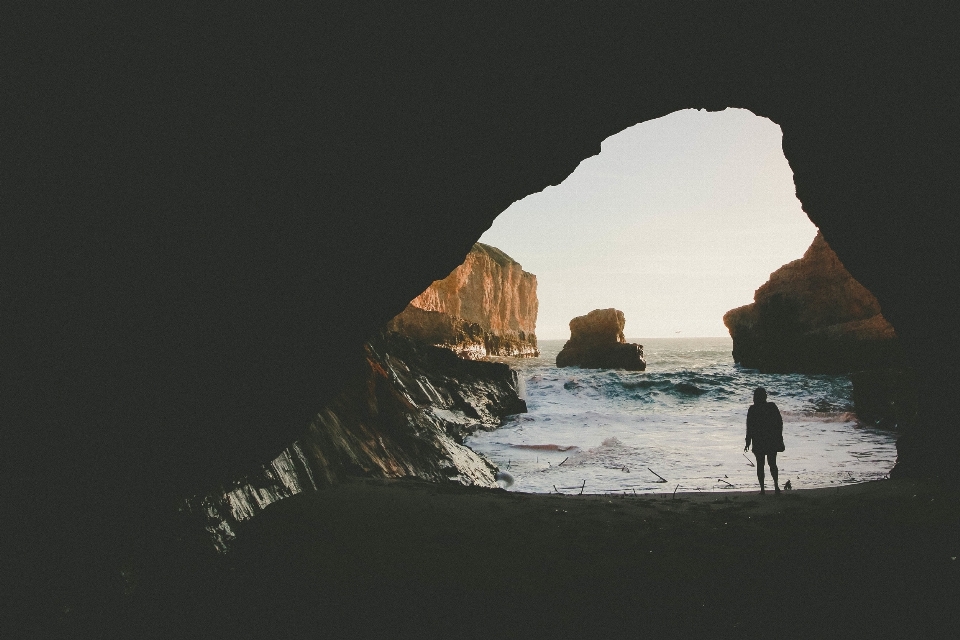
[170,477,960,639]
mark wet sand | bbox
[181,478,960,639]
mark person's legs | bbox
[754,452,765,493]
[769,452,780,493]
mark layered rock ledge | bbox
[182,330,526,551]
[723,233,902,374]
[556,308,646,370]
[387,243,539,358]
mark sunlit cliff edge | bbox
[387,243,539,358]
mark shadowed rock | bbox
[12,4,960,634]
[556,308,646,370]
[723,233,902,374]
[180,330,526,551]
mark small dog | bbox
[784,479,792,490]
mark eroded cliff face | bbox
[723,233,901,374]
[182,331,525,551]
[388,243,539,357]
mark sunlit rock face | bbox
[723,233,901,374]
[556,308,646,370]
[181,330,526,550]
[387,243,539,358]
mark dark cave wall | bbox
[9,2,960,630]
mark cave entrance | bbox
[461,108,899,495]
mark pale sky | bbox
[478,108,818,339]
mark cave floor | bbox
[181,478,960,640]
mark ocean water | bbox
[465,338,897,494]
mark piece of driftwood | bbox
[672,484,680,499]
[554,484,563,495]
[718,478,735,488]
[647,468,668,483]
[742,453,755,467]
[579,479,586,495]
[558,456,569,466]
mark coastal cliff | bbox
[182,330,526,551]
[387,243,539,358]
[556,308,646,370]
[723,233,901,374]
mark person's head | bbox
[753,387,767,404]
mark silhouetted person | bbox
[744,387,784,495]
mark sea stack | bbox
[556,308,646,370]
[387,243,539,358]
[722,232,901,374]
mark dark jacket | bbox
[746,401,784,454]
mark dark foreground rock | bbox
[556,308,646,370]
[387,242,539,358]
[181,330,526,550]
[851,368,919,430]
[177,479,960,640]
[723,233,902,374]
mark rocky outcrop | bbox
[556,308,646,370]
[181,330,526,551]
[723,233,902,374]
[850,368,919,431]
[387,243,539,358]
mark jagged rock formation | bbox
[387,243,539,358]
[723,233,902,374]
[182,330,526,550]
[556,309,646,370]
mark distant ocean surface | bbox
[466,337,897,494]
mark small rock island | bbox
[556,308,646,370]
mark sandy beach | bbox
[163,477,960,639]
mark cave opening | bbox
[182,109,906,548]
[452,109,900,495]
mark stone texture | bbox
[556,308,646,370]
[387,243,539,357]
[850,368,919,431]
[723,233,902,374]
[14,5,960,633]
[181,330,526,550]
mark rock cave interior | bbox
[11,3,960,637]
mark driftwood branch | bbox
[579,479,586,495]
[648,468,668,483]
[718,478,735,488]
[554,484,564,495]
[558,456,569,467]
[742,453,755,467]
[672,484,680,500]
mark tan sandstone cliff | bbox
[387,243,539,357]
[723,232,900,373]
